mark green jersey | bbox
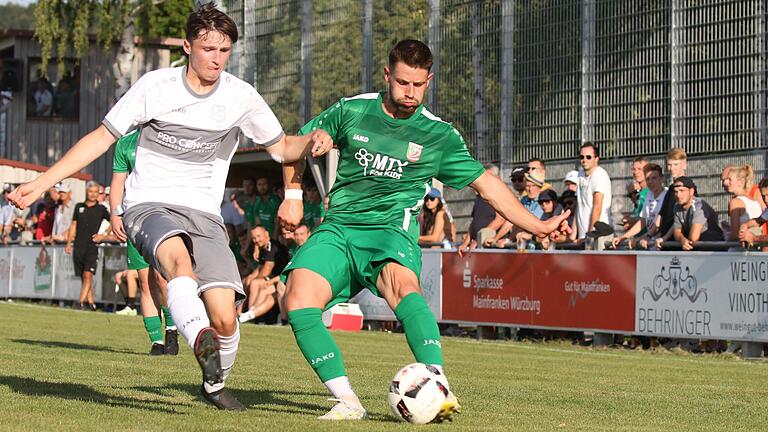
[244,194,281,235]
[303,200,325,229]
[299,92,483,236]
[112,130,139,173]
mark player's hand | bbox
[65,243,72,255]
[308,129,334,157]
[539,209,571,240]
[7,181,47,210]
[110,215,127,242]
[278,197,303,232]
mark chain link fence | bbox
[222,0,768,225]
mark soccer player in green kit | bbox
[278,39,571,421]
[110,130,179,355]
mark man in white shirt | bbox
[576,142,613,248]
[612,163,667,248]
[51,182,75,242]
[8,4,332,411]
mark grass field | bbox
[0,301,767,431]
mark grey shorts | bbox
[123,202,244,300]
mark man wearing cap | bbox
[563,170,579,193]
[657,176,722,250]
[576,142,613,249]
[51,182,75,243]
[527,158,552,192]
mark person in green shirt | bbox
[109,130,179,356]
[302,183,325,229]
[277,39,570,421]
[251,175,281,239]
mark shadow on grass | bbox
[11,339,144,356]
[0,376,188,413]
[133,384,399,422]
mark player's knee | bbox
[210,313,237,336]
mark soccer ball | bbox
[387,363,450,424]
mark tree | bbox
[34,0,192,100]
[0,3,37,30]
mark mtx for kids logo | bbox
[643,256,705,302]
[355,148,408,179]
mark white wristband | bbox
[284,189,303,200]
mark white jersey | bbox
[103,66,284,217]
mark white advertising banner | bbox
[351,250,442,321]
[52,246,84,301]
[0,248,12,297]
[11,246,52,299]
[636,253,768,342]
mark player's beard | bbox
[386,92,419,117]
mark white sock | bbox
[324,376,355,399]
[166,276,210,350]
[238,309,256,323]
[165,325,177,331]
[203,323,240,393]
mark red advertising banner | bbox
[442,252,636,331]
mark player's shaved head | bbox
[389,39,433,72]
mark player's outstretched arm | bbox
[266,130,333,164]
[469,171,571,239]
[8,125,116,209]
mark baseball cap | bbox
[564,170,579,185]
[537,189,558,203]
[673,176,697,190]
[510,166,528,180]
[587,221,615,238]
[55,182,71,193]
[426,187,442,199]
[524,171,545,187]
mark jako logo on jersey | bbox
[352,134,369,143]
[310,352,335,365]
[407,142,423,162]
[423,339,442,347]
[355,148,408,179]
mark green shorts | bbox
[282,223,422,309]
[126,239,149,271]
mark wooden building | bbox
[0,30,182,184]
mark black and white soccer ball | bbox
[387,362,450,424]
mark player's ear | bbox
[383,66,391,83]
[182,39,192,56]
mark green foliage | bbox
[0,3,37,30]
[34,0,193,77]
[2,301,768,430]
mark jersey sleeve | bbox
[435,127,484,190]
[111,133,135,173]
[103,73,154,138]
[239,89,285,147]
[298,98,345,142]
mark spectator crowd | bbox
[458,144,768,252]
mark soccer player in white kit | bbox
[8,4,333,410]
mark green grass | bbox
[0,301,767,431]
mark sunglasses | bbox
[579,154,594,160]
[511,177,525,182]
[426,196,439,201]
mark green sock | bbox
[395,292,443,366]
[143,316,163,344]
[287,308,346,382]
[161,306,175,328]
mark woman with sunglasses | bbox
[418,188,447,248]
